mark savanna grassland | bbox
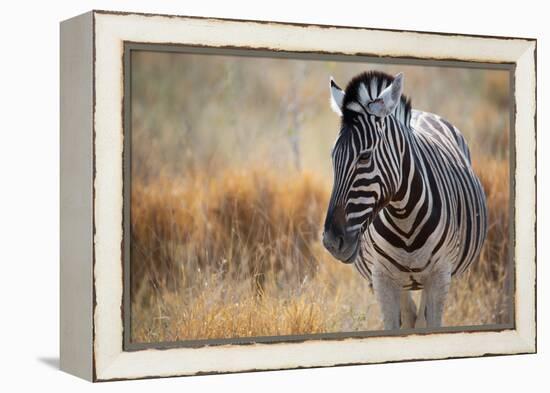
[129,51,512,343]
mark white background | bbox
[0,0,545,391]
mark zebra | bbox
[322,71,488,330]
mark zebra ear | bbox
[329,77,345,116]
[367,73,404,117]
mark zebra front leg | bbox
[400,290,417,329]
[415,290,427,328]
[422,271,451,328]
[372,273,401,330]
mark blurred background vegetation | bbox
[130,50,511,343]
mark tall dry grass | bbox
[130,158,510,343]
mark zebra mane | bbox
[342,71,412,126]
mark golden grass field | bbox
[130,159,510,342]
[129,51,512,343]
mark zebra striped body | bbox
[355,109,488,290]
[323,71,488,329]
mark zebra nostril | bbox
[336,236,344,251]
[322,229,346,253]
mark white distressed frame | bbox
[62,10,536,381]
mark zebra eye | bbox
[358,151,372,164]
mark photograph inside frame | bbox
[126,46,513,346]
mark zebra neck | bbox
[386,133,431,220]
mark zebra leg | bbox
[423,272,451,328]
[415,290,427,328]
[372,273,401,330]
[400,291,417,329]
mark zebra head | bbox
[322,71,407,263]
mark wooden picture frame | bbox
[60,10,536,381]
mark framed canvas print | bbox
[60,10,537,382]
